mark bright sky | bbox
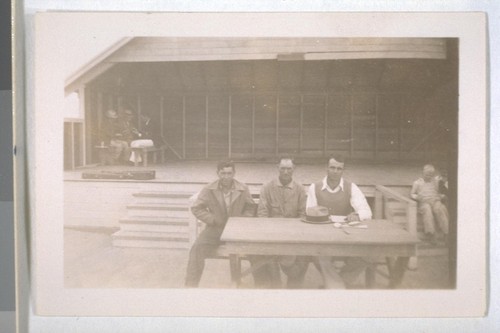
[59,34,123,119]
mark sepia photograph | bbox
[31,12,486,317]
[63,36,456,290]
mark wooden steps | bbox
[112,230,189,249]
[126,203,190,218]
[112,191,194,249]
[119,216,190,233]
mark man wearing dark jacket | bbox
[185,160,256,287]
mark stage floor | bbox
[65,160,424,187]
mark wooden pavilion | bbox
[63,37,458,170]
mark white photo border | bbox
[31,12,487,317]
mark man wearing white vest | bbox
[306,154,372,289]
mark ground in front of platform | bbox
[64,228,451,289]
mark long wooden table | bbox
[219,217,420,288]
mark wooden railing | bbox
[374,184,418,270]
[374,185,417,236]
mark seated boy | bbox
[410,164,449,244]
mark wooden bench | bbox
[188,185,389,287]
[130,145,167,167]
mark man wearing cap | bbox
[185,160,256,287]
[99,109,131,164]
[250,155,308,288]
[306,154,372,288]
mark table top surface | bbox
[221,217,420,246]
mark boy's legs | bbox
[432,201,449,235]
[418,202,436,236]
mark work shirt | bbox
[221,184,233,213]
[306,177,372,221]
[257,178,307,218]
[410,177,442,204]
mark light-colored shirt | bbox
[306,177,372,221]
[410,177,442,204]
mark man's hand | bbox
[346,212,360,222]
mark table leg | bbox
[133,151,139,167]
[100,151,106,166]
[229,254,242,288]
[388,257,410,288]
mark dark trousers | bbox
[249,255,310,289]
[185,226,223,287]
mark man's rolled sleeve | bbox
[350,183,372,221]
[306,183,318,209]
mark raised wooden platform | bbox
[66,160,420,187]
[64,160,420,229]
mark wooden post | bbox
[137,95,142,130]
[70,122,75,170]
[406,198,419,270]
[323,93,328,157]
[398,94,404,160]
[182,95,186,159]
[229,254,242,288]
[228,95,232,158]
[406,201,418,237]
[350,94,354,158]
[374,186,384,219]
[275,94,280,156]
[299,94,303,154]
[97,92,103,130]
[79,86,88,165]
[375,94,379,160]
[160,96,164,139]
[252,95,255,156]
[205,95,209,159]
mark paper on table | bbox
[329,215,347,223]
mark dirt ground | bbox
[64,228,451,290]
